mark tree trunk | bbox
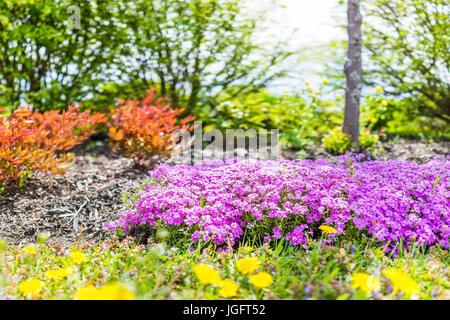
[343,0,362,146]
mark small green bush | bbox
[322,127,352,155]
[359,131,379,150]
[197,87,341,149]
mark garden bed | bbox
[1,139,448,249]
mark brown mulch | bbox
[284,140,450,163]
[0,142,163,248]
[1,139,448,248]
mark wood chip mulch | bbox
[0,143,162,248]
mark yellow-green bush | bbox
[359,131,379,150]
[322,127,352,155]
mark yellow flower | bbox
[70,251,87,264]
[305,81,310,86]
[375,86,383,93]
[307,87,313,93]
[21,246,37,255]
[98,283,135,300]
[75,283,134,300]
[45,267,74,281]
[18,279,43,296]
[193,264,221,285]
[236,257,260,275]
[249,272,273,288]
[351,273,381,292]
[318,225,337,234]
[323,79,329,85]
[336,94,343,100]
[383,268,420,296]
[316,90,321,95]
[75,285,98,300]
[381,100,388,106]
[218,280,239,298]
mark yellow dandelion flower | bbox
[323,79,329,85]
[98,283,135,300]
[18,279,43,296]
[316,90,321,95]
[193,264,221,285]
[45,267,74,281]
[21,246,37,255]
[236,257,260,275]
[305,81,310,86]
[218,280,239,298]
[307,87,313,93]
[383,268,420,296]
[249,272,273,288]
[74,285,98,300]
[75,283,134,300]
[375,86,383,93]
[351,273,381,292]
[70,251,87,264]
[381,100,388,106]
[336,94,343,100]
[318,225,337,234]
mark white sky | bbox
[245,0,347,93]
[273,0,345,46]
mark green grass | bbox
[0,234,448,300]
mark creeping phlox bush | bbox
[108,88,195,166]
[0,106,106,189]
[105,154,450,251]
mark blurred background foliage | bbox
[0,0,448,154]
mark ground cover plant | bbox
[104,155,450,252]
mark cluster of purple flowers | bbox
[104,155,449,249]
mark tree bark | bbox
[343,0,362,146]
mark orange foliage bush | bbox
[0,106,106,189]
[108,88,195,165]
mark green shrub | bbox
[322,127,352,155]
[384,110,450,140]
[359,131,379,150]
[196,87,341,149]
[195,83,447,155]
[322,128,380,155]
[361,92,449,140]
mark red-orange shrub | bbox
[0,106,106,189]
[108,88,195,165]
